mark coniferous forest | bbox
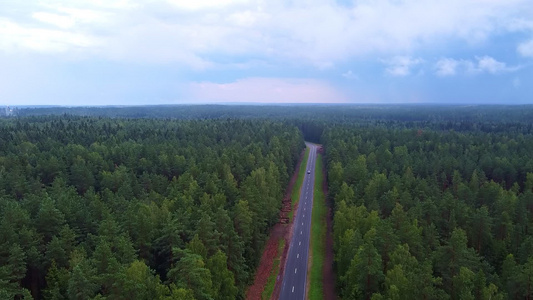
[0,116,303,299]
[2,105,533,300]
[323,123,533,299]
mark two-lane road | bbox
[280,142,318,300]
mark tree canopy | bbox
[0,116,304,299]
[323,122,533,299]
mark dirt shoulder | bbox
[245,148,305,300]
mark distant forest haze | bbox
[1,104,533,299]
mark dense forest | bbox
[14,104,533,144]
[3,105,533,300]
[0,116,304,299]
[323,124,533,299]
[15,105,533,125]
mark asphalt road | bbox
[280,142,318,300]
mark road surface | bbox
[280,142,318,300]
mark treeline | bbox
[323,125,533,299]
[0,116,304,299]
[15,105,533,145]
[16,104,533,125]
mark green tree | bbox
[110,260,170,300]
[452,267,475,300]
[168,249,214,300]
[344,241,384,300]
[207,251,238,300]
[43,260,69,300]
[0,243,31,298]
[468,206,492,254]
[36,197,66,243]
[67,261,98,300]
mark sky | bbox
[1,0,532,105]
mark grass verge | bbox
[309,152,326,300]
[262,238,285,300]
[290,147,310,222]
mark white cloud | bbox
[476,56,508,74]
[382,56,423,77]
[31,7,112,29]
[55,7,114,25]
[0,18,98,53]
[518,39,533,57]
[226,10,265,27]
[188,78,348,103]
[435,58,459,76]
[0,0,532,68]
[32,12,75,29]
[434,56,520,76]
[166,0,249,11]
[473,56,521,74]
[342,70,358,80]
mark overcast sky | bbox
[1,0,532,105]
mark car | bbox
[307,170,310,174]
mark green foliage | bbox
[324,120,533,299]
[0,116,304,299]
[43,260,69,300]
[207,250,238,300]
[109,260,170,300]
[67,260,99,300]
[4,105,533,299]
[168,249,213,300]
[344,241,384,299]
[0,243,32,298]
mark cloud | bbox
[435,58,459,76]
[32,12,76,29]
[0,0,531,68]
[342,70,358,80]
[166,0,250,11]
[0,18,98,53]
[382,56,423,77]
[518,39,533,57]
[188,78,348,103]
[476,56,509,74]
[434,56,520,76]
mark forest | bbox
[0,116,304,299]
[2,104,533,300]
[15,104,533,126]
[323,124,533,299]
